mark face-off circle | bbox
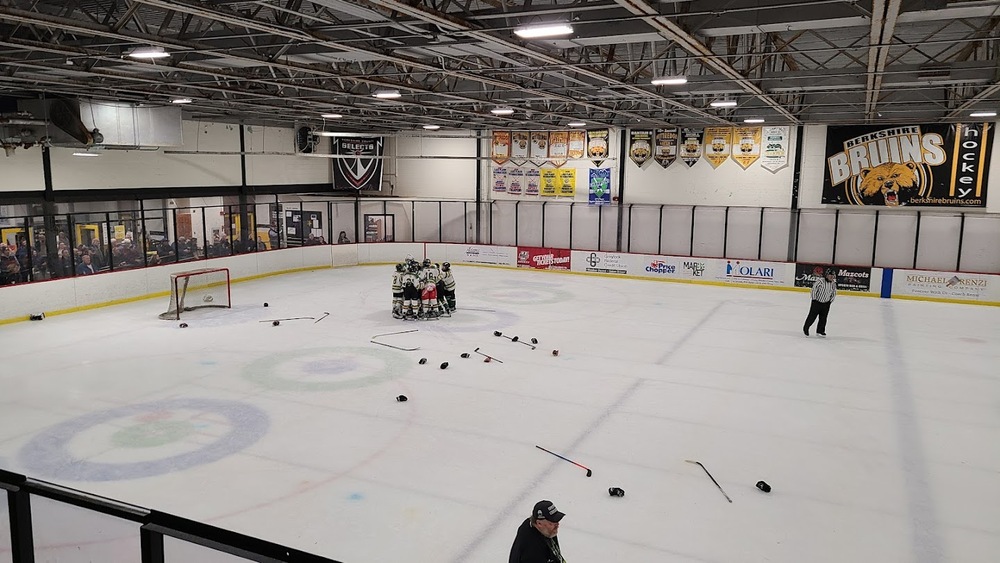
[242,346,410,391]
[18,398,269,481]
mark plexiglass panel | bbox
[0,492,10,563]
[31,496,140,563]
[915,214,961,272]
[163,535,251,563]
[795,210,836,263]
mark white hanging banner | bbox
[760,126,790,173]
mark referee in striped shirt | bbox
[804,268,837,337]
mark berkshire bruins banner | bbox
[680,128,703,167]
[549,131,569,167]
[654,128,678,168]
[568,130,586,159]
[731,127,761,169]
[823,123,993,207]
[491,131,510,165]
[629,130,654,166]
[511,131,530,165]
[333,136,383,190]
[588,129,610,166]
[704,127,732,168]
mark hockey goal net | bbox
[158,268,231,320]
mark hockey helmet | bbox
[442,262,451,271]
[824,267,837,277]
[395,263,405,272]
[423,258,432,267]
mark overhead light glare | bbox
[969,111,997,118]
[321,113,343,119]
[171,98,192,104]
[651,76,687,86]
[491,107,515,115]
[422,125,441,130]
[567,121,586,127]
[72,152,100,157]
[514,23,574,39]
[373,89,401,99]
[128,46,170,59]
[743,118,765,124]
[710,99,738,108]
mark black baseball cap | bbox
[533,500,565,522]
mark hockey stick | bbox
[536,445,592,477]
[493,331,536,350]
[259,317,315,322]
[472,347,503,363]
[371,329,418,339]
[464,307,496,312]
[686,460,732,503]
[314,312,330,323]
[370,340,419,351]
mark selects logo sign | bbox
[795,263,872,293]
[517,247,571,270]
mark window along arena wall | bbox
[1,241,997,324]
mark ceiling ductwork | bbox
[15,98,183,150]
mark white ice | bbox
[1,265,998,563]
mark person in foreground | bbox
[509,500,567,563]
[804,267,837,336]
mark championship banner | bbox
[525,168,540,196]
[704,127,732,168]
[511,131,530,165]
[508,167,524,195]
[549,131,569,167]
[680,128,703,167]
[795,263,872,293]
[731,127,762,170]
[588,129,610,166]
[492,167,507,193]
[540,168,558,196]
[530,132,548,166]
[823,123,993,207]
[589,168,611,206]
[517,246,571,270]
[558,168,576,197]
[654,128,678,168]
[491,131,510,165]
[629,130,653,166]
[761,126,790,173]
[333,136,383,190]
[568,130,586,159]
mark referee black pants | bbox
[804,300,832,334]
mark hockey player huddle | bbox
[392,257,457,320]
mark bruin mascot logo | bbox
[827,126,944,206]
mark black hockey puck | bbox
[493,330,502,337]
[530,338,538,344]
[440,362,449,369]
[511,335,519,342]
[552,349,559,356]
[756,481,771,493]
[608,487,625,497]
[179,323,188,328]
[419,358,427,365]
[29,313,45,321]
[263,302,269,307]
[272,320,280,326]
[396,395,408,402]
[460,353,470,358]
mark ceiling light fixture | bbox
[491,107,515,115]
[422,124,441,130]
[514,23,574,39]
[321,113,343,119]
[710,99,738,108]
[373,89,401,99]
[651,76,687,86]
[743,118,765,123]
[567,121,586,127]
[72,151,100,157]
[171,98,193,104]
[127,46,170,59]
[969,110,997,118]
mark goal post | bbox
[158,268,231,320]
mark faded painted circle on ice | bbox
[478,282,573,305]
[18,399,268,481]
[243,346,409,391]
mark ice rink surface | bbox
[1,264,998,563]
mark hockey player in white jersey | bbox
[437,262,457,312]
[391,264,405,319]
[419,259,443,318]
[401,264,422,320]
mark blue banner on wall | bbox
[589,168,611,206]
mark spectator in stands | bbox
[76,253,96,275]
[268,222,280,249]
[89,238,106,270]
[52,248,73,278]
[15,240,30,282]
[0,245,20,285]
[338,231,351,244]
